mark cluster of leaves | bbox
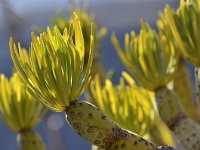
[10,15,94,112]
[3,0,200,150]
[0,73,46,132]
[90,72,156,136]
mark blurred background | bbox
[0,0,179,149]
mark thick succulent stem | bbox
[155,87,186,126]
[92,145,175,150]
[155,87,200,150]
[92,145,176,150]
[157,146,177,150]
[108,130,158,150]
[173,60,200,122]
[66,101,168,150]
[17,129,46,150]
[172,118,200,150]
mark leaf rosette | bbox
[10,14,94,112]
[111,21,178,91]
[90,72,156,135]
[0,73,46,132]
[50,9,106,66]
[160,0,200,66]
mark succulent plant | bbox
[9,13,178,150]
[17,129,45,150]
[155,88,200,150]
[160,0,200,66]
[4,0,200,149]
[157,146,176,150]
[0,73,46,150]
[171,61,200,121]
[10,15,94,112]
[92,145,176,150]
[157,0,200,125]
[34,8,107,85]
[38,8,108,103]
[89,72,177,149]
[111,20,200,150]
[158,0,200,115]
[51,9,107,65]
[89,72,156,136]
[111,21,178,91]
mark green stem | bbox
[173,60,200,123]
[92,145,175,150]
[65,101,176,150]
[157,146,177,150]
[155,87,200,150]
[17,129,46,150]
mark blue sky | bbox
[7,0,178,13]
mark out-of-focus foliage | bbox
[0,73,46,132]
[7,0,200,150]
[38,8,106,67]
[159,0,200,66]
[90,71,156,136]
[51,9,106,49]
[111,21,178,91]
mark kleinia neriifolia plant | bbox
[10,14,176,150]
[50,8,107,67]
[89,72,156,136]
[0,73,46,150]
[111,20,200,150]
[158,5,200,123]
[89,72,158,150]
[90,44,175,146]
[158,0,200,116]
